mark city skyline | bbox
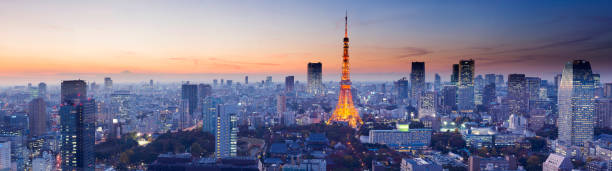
[1,2,612,170]
[1,1,612,85]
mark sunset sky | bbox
[1,1,611,85]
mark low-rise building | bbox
[369,128,432,151]
[401,158,442,171]
[468,155,517,171]
[542,153,572,171]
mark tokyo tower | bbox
[327,12,363,128]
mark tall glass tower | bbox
[307,62,323,95]
[457,59,475,113]
[411,62,425,107]
[60,80,95,171]
[202,97,222,135]
[558,60,595,146]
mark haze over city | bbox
[1,1,611,85]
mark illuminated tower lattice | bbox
[327,13,363,128]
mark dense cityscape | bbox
[1,1,612,171]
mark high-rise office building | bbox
[265,76,273,87]
[554,74,562,89]
[526,77,542,111]
[411,62,425,106]
[451,64,459,85]
[593,74,603,97]
[202,97,222,135]
[396,77,409,102]
[558,60,595,146]
[495,75,504,88]
[485,74,496,86]
[213,79,218,86]
[181,84,199,118]
[245,76,248,85]
[60,80,95,171]
[110,90,131,122]
[595,98,612,129]
[277,94,287,124]
[285,76,295,92]
[179,99,190,130]
[418,92,436,118]
[507,74,528,116]
[0,141,9,170]
[104,77,112,90]
[307,62,323,95]
[474,75,484,105]
[28,98,46,137]
[457,59,475,112]
[198,84,212,100]
[442,85,458,114]
[604,83,612,98]
[38,82,47,99]
[434,73,441,92]
[482,83,496,108]
[215,104,238,158]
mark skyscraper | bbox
[434,73,441,92]
[418,92,436,118]
[28,98,46,137]
[277,94,287,124]
[442,85,458,114]
[554,74,562,89]
[110,90,131,121]
[474,75,484,105]
[328,13,363,128]
[198,84,212,100]
[215,104,238,158]
[495,75,504,88]
[593,74,605,98]
[605,83,612,98]
[485,74,496,86]
[482,83,496,108]
[595,98,612,129]
[60,80,95,171]
[181,84,198,118]
[558,60,595,146]
[307,62,323,95]
[38,82,47,99]
[265,76,273,87]
[285,76,295,92]
[457,59,475,112]
[104,77,112,90]
[411,62,425,107]
[451,64,459,85]
[245,76,249,85]
[507,74,528,116]
[0,141,9,170]
[396,77,409,102]
[202,97,222,135]
[526,77,541,111]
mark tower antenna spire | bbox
[344,10,348,37]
